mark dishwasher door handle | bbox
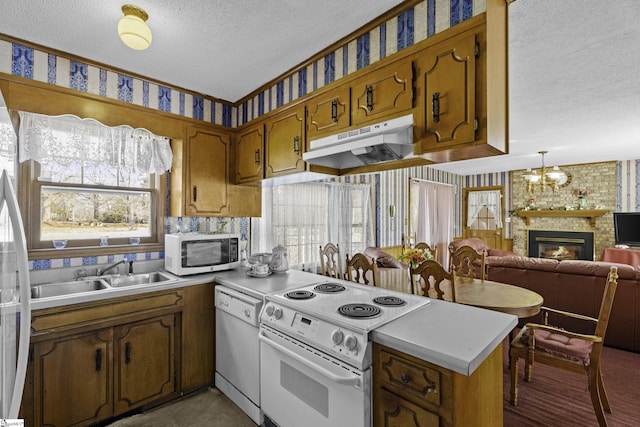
[259,330,361,387]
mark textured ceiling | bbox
[0,0,405,101]
[1,0,640,175]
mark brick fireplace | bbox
[510,162,617,258]
[528,230,595,261]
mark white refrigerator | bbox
[0,93,31,420]
[0,169,30,419]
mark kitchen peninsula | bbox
[214,268,516,426]
[25,265,516,426]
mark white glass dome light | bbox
[118,4,152,50]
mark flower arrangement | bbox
[574,188,590,199]
[398,247,433,268]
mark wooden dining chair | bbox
[345,253,378,286]
[411,259,456,301]
[319,243,342,279]
[449,244,486,280]
[414,242,437,262]
[509,266,619,427]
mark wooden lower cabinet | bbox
[113,314,176,415]
[34,329,114,426]
[26,289,183,427]
[373,342,503,427]
[181,282,215,392]
[378,388,440,427]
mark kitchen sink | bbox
[31,279,109,299]
[106,271,176,287]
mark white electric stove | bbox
[259,280,430,427]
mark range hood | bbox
[303,114,414,169]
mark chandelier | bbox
[523,151,566,193]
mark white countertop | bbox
[29,266,517,376]
[371,298,517,376]
[28,266,322,310]
[212,268,327,299]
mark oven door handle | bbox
[259,330,361,387]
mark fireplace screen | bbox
[528,230,594,261]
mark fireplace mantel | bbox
[516,209,608,227]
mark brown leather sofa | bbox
[486,255,640,353]
[364,247,407,269]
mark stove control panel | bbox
[261,302,370,368]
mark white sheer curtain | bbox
[467,190,503,228]
[251,182,374,272]
[415,180,454,266]
[327,184,353,254]
[18,112,172,174]
[326,183,374,257]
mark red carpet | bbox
[503,340,640,426]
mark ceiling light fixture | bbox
[118,4,152,50]
[523,151,567,193]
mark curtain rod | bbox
[409,177,454,187]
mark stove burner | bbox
[373,296,407,307]
[285,290,316,300]
[338,303,381,319]
[313,283,346,293]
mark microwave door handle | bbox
[258,330,361,387]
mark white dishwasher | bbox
[215,285,263,425]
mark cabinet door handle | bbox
[95,348,102,371]
[293,136,300,155]
[331,100,338,123]
[400,373,410,384]
[192,186,197,202]
[255,149,261,165]
[366,85,374,112]
[125,342,131,364]
[432,92,440,123]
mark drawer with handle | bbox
[376,348,441,406]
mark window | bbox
[252,182,374,271]
[18,112,171,250]
[466,189,503,230]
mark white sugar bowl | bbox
[269,245,289,274]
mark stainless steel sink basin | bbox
[106,271,176,287]
[31,279,109,299]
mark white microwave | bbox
[164,233,241,276]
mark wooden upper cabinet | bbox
[415,32,477,150]
[307,85,351,140]
[186,127,230,215]
[351,59,413,126]
[234,122,265,184]
[265,106,306,178]
[171,125,262,217]
[170,126,232,217]
[414,10,508,162]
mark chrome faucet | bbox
[98,259,133,276]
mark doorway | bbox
[463,186,504,250]
[407,179,454,266]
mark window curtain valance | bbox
[18,112,172,174]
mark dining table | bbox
[377,267,544,319]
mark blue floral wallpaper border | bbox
[0,0,483,129]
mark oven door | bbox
[259,325,371,427]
